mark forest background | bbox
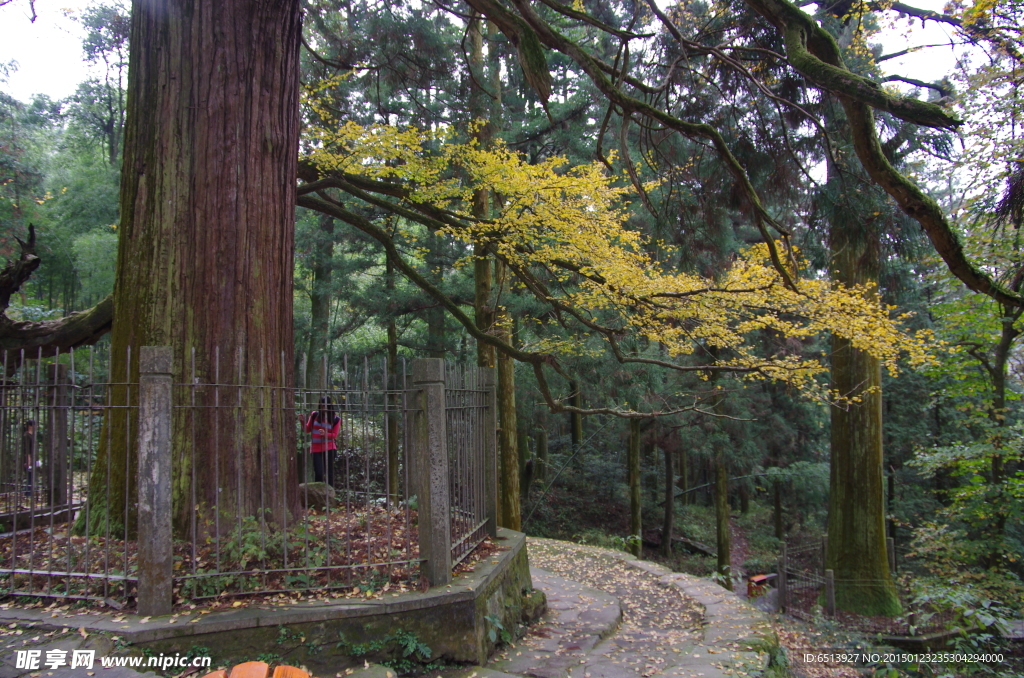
[1,0,1022,664]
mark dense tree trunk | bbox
[714,453,731,589]
[827,222,900,615]
[306,212,334,389]
[676,448,689,506]
[773,480,784,541]
[468,13,518,527]
[386,258,400,506]
[535,426,548,483]
[628,417,642,558]
[518,427,531,496]
[496,284,520,529]
[78,0,302,538]
[569,381,583,449]
[426,235,446,359]
[979,301,1021,565]
[662,443,673,558]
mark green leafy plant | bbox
[336,628,432,675]
[484,614,512,645]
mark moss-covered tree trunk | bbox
[827,223,900,615]
[80,0,302,539]
[496,275,520,529]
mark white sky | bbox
[0,2,92,102]
[0,0,963,103]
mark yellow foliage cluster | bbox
[302,119,934,394]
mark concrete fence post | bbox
[481,366,498,538]
[824,569,836,618]
[411,358,452,587]
[137,346,173,617]
[821,535,828,577]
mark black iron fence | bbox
[776,540,955,636]
[0,347,496,612]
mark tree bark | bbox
[979,301,1021,566]
[676,447,689,506]
[827,220,900,615]
[79,0,302,538]
[628,418,642,557]
[662,443,674,558]
[469,14,496,371]
[496,304,520,530]
[535,426,548,483]
[569,380,583,449]
[386,258,400,506]
[774,480,784,541]
[306,212,334,389]
[426,234,446,358]
[714,452,732,589]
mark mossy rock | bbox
[297,482,336,509]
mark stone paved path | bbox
[0,537,778,678]
[448,538,779,678]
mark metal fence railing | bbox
[0,346,135,603]
[445,362,491,565]
[777,541,955,636]
[0,347,497,611]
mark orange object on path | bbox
[273,667,311,678]
[228,662,271,678]
[202,664,311,678]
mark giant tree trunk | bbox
[827,224,900,615]
[80,0,302,539]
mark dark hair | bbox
[316,396,335,423]
[23,419,36,431]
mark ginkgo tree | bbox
[295,117,939,586]
[298,120,934,410]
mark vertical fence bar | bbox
[137,346,173,616]
[887,536,896,576]
[411,358,451,586]
[481,366,497,538]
